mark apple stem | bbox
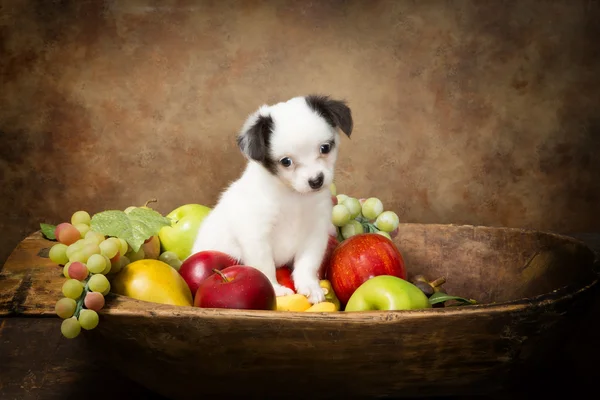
[212,268,229,283]
[144,198,158,207]
[430,277,446,288]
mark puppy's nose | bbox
[308,173,324,189]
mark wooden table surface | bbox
[1,232,599,400]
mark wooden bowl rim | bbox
[12,224,598,322]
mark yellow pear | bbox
[111,259,193,307]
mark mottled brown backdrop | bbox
[1,0,599,265]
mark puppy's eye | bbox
[320,143,332,154]
[279,157,293,168]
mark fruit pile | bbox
[41,188,475,340]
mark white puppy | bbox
[189,95,353,304]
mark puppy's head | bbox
[237,95,353,194]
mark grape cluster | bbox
[329,183,400,242]
[51,210,126,338]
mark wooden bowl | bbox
[2,224,598,399]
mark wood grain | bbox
[1,224,598,399]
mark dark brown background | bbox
[1,0,599,265]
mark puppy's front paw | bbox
[272,282,295,297]
[294,277,326,304]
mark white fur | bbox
[190,96,348,304]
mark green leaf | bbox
[90,208,171,253]
[429,292,477,306]
[40,223,57,240]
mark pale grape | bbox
[342,197,362,219]
[62,279,84,299]
[66,240,85,259]
[71,210,91,226]
[99,238,120,259]
[88,274,110,293]
[49,243,69,265]
[126,246,145,262]
[341,220,364,239]
[81,242,101,260]
[361,197,384,220]
[117,238,129,255]
[68,250,88,263]
[331,204,352,227]
[78,309,99,330]
[67,261,89,281]
[87,254,108,274]
[375,230,392,240]
[61,317,81,339]
[159,251,182,271]
[55,297,77,319]
[84,291,105,311]
[329,182,337,196]
[374,211,400,233]
[101,255,112,275]
[74,223,90,238]
[63,262,72,278]
[101,285,111,296]
[336,194,349,204]
[85,231,105,245]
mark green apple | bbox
[158,204,212,260]
[344,275,431,311]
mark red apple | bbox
[179,250,238,297]
[327,233,406,306]
[194,265,276,310]
[318,234,340,279]
[276,265,295,292]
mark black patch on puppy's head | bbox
[305,95,353,138]
[237,114,277,174]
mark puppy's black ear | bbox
[237,114,276,173]
[305,95,353,137]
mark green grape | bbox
[99,238,120,259]
[101,255,112,275]
[336,194,349,204]
[84,291,105,311]
[67,261,89,281]
[62,279,84,299]
[88,274,110,293]
[49,243,69,265]
[374,210,400,233]
[101,285,111,296]
[74,223,90,238]
[63,262,72,278]
[117,238,129,255]
[126,246,145,262]
[361,197,384,220]
[68,250,87,263]
[61,317,81,339]
[331,204,351,227]
[159,251,182,271]
[81,242,101,259]
[375,230,392,240]
[66,239,85,259]
[71,210,91,226]
[87,254,107,274]
[342,197,362,219]
[79,309,99,330]
[55,297,77,319]
[329,182,337,196]
[85,231,105,245]
[341,220,364,239]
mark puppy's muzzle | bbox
[308,173,324,190]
